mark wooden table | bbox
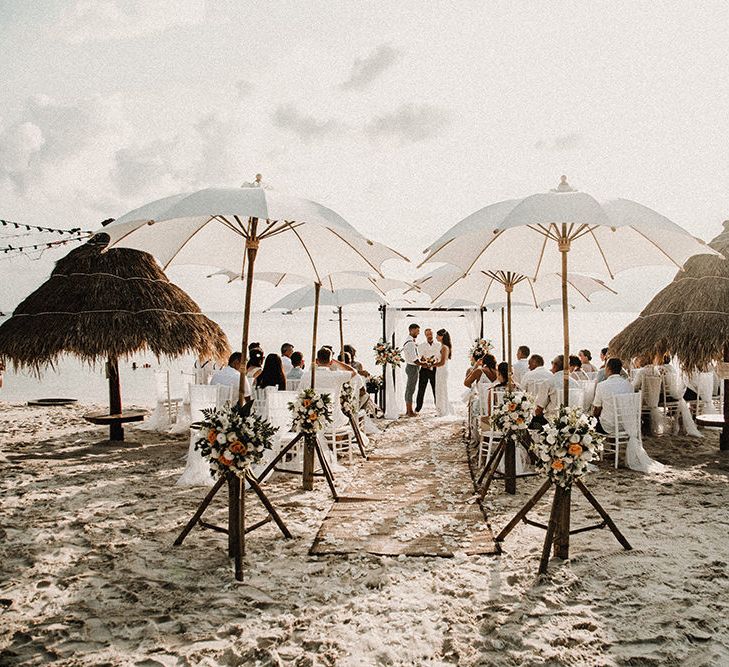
[84,409,147,441]
[696,413,725,429]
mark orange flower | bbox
[230,441,247,455]
[303,399,311,407]
[568,444,583,457]
[220,455,233,466]
[309,412,319,421]
[207,430,217,444]
[508,402,517,411]
[516,417,524,424]
[551,459,565,471]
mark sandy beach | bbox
[2,401,729,666]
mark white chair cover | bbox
[177,384,222,487]
[614,392,666,473]
[384,365,403,420]
[642,375,663,433]
[697,371,717,414]
[576,379,596,411]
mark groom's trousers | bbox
[415,367,436,412]
[405,364,420,405]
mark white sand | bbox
[1,401,729,666]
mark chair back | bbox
[190,384,220,423]
[267,389,298,431]
[612,391,642,436]
[216,383,235,407]
[476,382,490,417]
[287,377,302,393]
[560,387,584,408]
[643,376,662,408]
[490,386,506,414]
[525,377,549,399]
[585,371,598,381]
[252,387,268,419]
[155,370,171,401]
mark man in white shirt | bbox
[210,352,251,400]
[531,355,579,426]
[512,345,530,387]
[401,323,421,417]
[415,328,441,413]
[520,354,553,395]
[280,343,294,374]
[593,358,634,433]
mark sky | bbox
[1,0,729,313]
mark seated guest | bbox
[512,346,530,386]
[304,347,357,380]
[256,353,287,390]
[569,355,589,381]
[599,347,609,369]
[280,343,294,374]
[338,351,353,365]
[597,350,629,382]
[246,349,264,381]
[495,362,509,387]
[210,352,251,399]
[579,349,597,373]
[249,342,263,357]
[658,355,681,399]
[464,353,498,388]
[344,344,370,377]
[632,354,657,392]
[592,357,634,433]
[520,354,553,395]
[530,355,579,427]
[287,351,305,379]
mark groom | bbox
[402,323,421,417]
[415,327,440,413]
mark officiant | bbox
[415,328,440,414]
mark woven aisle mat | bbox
[310,415,497,557]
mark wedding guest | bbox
[658,355,681,399]
[246,349,264,381]
[596,352,629,382]
[569,355,589,381]
[257,353,287,390]
[344,344,369,377]
[312,346,356,377]
[512,345,530,386]
[592,358,634,433]
[287,351,305,379]
[464,353,497,388]
[495,362,509,387]
[249,342,263,356]
[280,343,294,374]
[337,351,353,365]
[211,352,251,399]
[632,354,657,392]
[415,327,440,413]
[402,323,422,417]
[530,355,579,427]
[520,354,553,395]
[579,349,597,373]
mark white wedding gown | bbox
[435,352,454,417]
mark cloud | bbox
[236,79,254,100]
[365,104,449,142]
[272,104,344,141]
[54,0,206,44]
[534,133,583,151]
[340,44,400,90]
[0,122,45,176]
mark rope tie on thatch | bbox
[54,272,171,283]
[11,309,209,317]
[638,310,729,318]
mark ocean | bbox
[0,309,638,407]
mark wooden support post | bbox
[552,484,571,559]
[504,439,517,495]
[338,306,345,361]
[722,343,729,451]
[302,435,316,491]
[539,485,562,574]
[107,356,123,441]
[227,473,245,581]
[575,479,632,550]
[500,307,505,362]
[174,475,227,546]
[238,219,258,406]
[496,479,552,542]
[245,472,292,538]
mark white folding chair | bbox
[476,383,503,468]
[189,384,220,423]
[316,373,355,464]
[287,377,302,393]
[602,391,642,468]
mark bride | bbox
[433,329,454,417]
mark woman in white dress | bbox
[434,329,454,416]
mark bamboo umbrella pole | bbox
[338,306,344,360]
[238,217,258,406]
[505,280,513,389]
[560,224,571,406]
[303,281,322,491]
[310,282,321,390]
[500,307,506,362]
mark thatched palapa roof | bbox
[0,234,230,371]
[610,221,729,371]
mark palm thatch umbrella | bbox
[610,220,729,449]
[0,233,230,440]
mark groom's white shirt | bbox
[402,335,419,366]
[418,339,441,361]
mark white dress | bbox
[435,347,454,417]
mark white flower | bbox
[569,434,580,443]
[216,433,227,444]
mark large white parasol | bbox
[421,176,720,402]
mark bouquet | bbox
[365,375,383,393]
[289,387,333,434]
[194,403,278,479]
[421,355,437,369]
[491,390,535,448]
[340,381,358,416]
[530,406,604,487]
[374,340,403,367]
[469,338,493,362]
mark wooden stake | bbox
[552,484,571,559]
[107,355,123,441]
[302,435,315,491]
[504,438,516,495]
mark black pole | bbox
[380,304,387,412]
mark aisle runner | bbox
[310,416,497,557]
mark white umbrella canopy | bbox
[420,176,721,401]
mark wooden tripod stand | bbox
[496,477,631,574]
[477,437,537,496]
[174,470,291,581]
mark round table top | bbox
[696,413,725,427]
[84,409,147,425]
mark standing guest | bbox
[344,344,369,377]
[415,327,441,413]
[246,349,264,381]
[512,346,530,386]
[592,358,634,433]
[287,351,305,379]
[280,343,294,374]
[464,353,498,388]
[520,354,553,395]
[257,353,287,390]
[211,352,251,399]
[579,349,597,373]
[402,323,422,417]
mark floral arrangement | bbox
[374,340,403,367]
[469,338,493,362]
[491,390,535,447]
[194,404,278,479]
[365,375,383,393]
[530,406,604,487]
[340,381,358,416]
[289,387,333,434]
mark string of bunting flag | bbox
[0,218,99,257]
[0,219,94,235]
[0,233,93,255]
